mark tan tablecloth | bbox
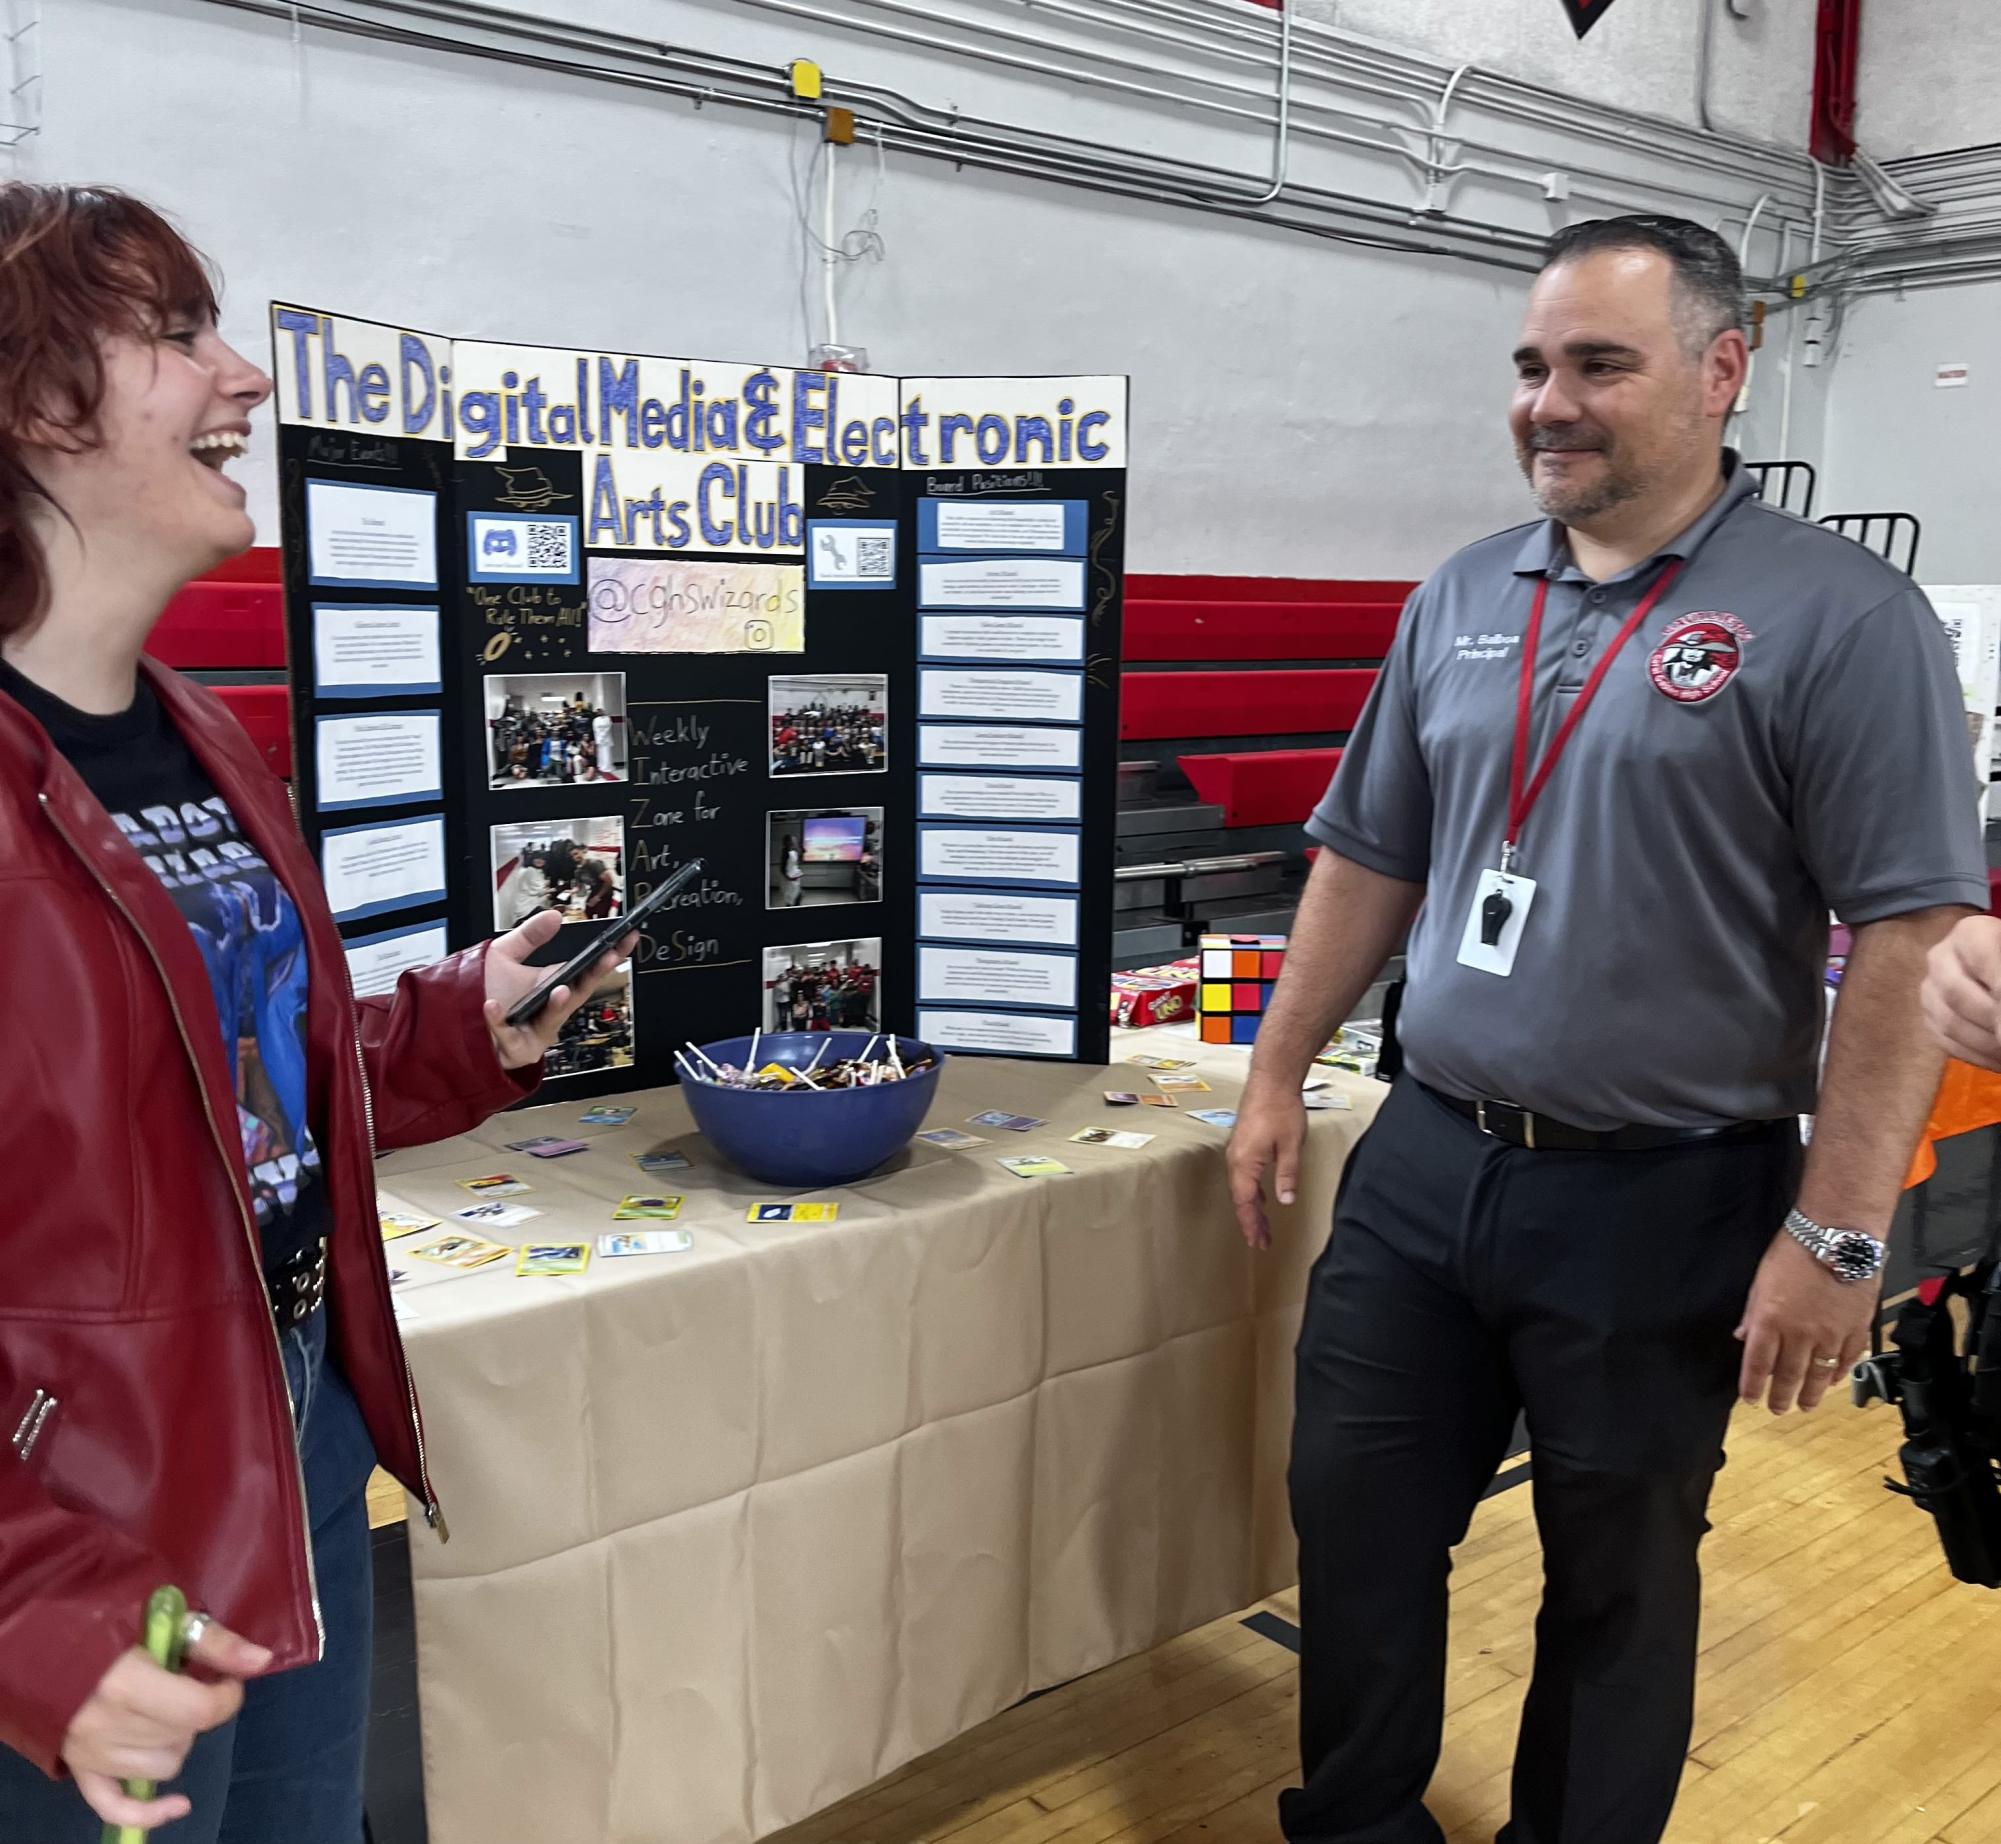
[375,1033,1382,1844]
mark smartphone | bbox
[504,856,705,1027]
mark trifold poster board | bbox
[1926,586,2001,823]
[272,307,1127,1100]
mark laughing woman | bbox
[0,184,629,1842]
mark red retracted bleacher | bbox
[1122,669,1377,742]
[1179,748,1343,829]
[145,547,293,777]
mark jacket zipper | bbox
[347,1027,448,1539]
[11,1389,56,1463]
[39,792,325,1652]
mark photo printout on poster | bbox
[344,920,450,999]
[306,480,438,589]
[322,815,447,922]
[312,606,442,697]
[919,825,1081,886]
[919,945,1078,1011]
[917,1008,1079,1058]
[918,499,1086,554]
[920,668,1084,724]
[919,557,1086,612]
[917,725,1082,772]
[919,773,1083,822]
[920,614,1085,665]
[918,888,1080,948]
[315,712,444,812]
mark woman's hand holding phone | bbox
[482,910,639,1071]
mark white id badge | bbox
[1456,869,1537,978]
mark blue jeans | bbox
[0,1308,379,1842]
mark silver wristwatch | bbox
[1783,1208,1887,1285]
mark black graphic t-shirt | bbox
[4,662,327,1284]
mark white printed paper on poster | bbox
[919,945,1077,1010]
[918,725,1083,772]
[920,615,1085,665]
[588,556,804,654]
[919,773,1083,822]
[927,501,1083,553]
[919,889,1080,948]
[920,668,1084,724]
[902,376,1127,470]
[316,712,443,812]
[344,921,449,999]
[305,480,437,589]
[322,816,447,923]
[920,826,1082,886]
[312,606,442,698]
[917,1008,1079,1058]
[919,558,1086,612]
[1929,585,2001,820]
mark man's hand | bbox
[482,910,639,1071]
[1735,1230,1879,1415]
[1227,1079,1307,1252]
[1922,914,2001,1073]
[63,1618,271,1832]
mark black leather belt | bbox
[1422,1085,1776,1154]
[267,1235,330,1325]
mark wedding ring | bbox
[1811,1357,1843,1370]
[180,1610,212,1653]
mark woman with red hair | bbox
[0,184,629,1840]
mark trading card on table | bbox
[504,1135,589,1157]
[747,1202,840,1223]
[918,1128,989,1149]
[612,1194,683,1221]
[597,1229,695,1259]
[579,1105,637,1127]
[1303,1092,1353,1112]
[450,1200,541,1230]
[1128,1054,1195,1072]
[517,1242,591,1277]
[998,1154,1072,1179]
[968,1110,1046,1133]
[407,1232,512,1271]
[1070,1127,1155,1150]
[1137,1093,1178,1109]
[1103,1091,1141,1107]
[634,1149,693,1175]
[1189,1109,1239,1129]
[459,1173,530,1198]
[1155,1074,1211,1092]
[378,1203,440,1242]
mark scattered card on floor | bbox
[999,1154,1072,1179]
[747,1202,840,1223]
[504,1135,589,1158]
[597,1229,694,1259]
[612,1194,683,1221]
[459,1173,529,1198]
[969,1110,1046,1132]
[1104,1091,1141,1106]
[1138,1093,1178,1109]
[580,1106,636,1127]
[517,1242,591,1277]
[1128,1054,1195,1071]
[379,1205,439,1242]
[451,1200,541,1230]
[918,1128,989,1149]
[635,1149,692,1174]
[1189,1109,1239,1129]
[1155,1074,1211,1092]
[1070,1127,1155,1149]
[406,1233,511,1271]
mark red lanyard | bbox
[1504,560,1682,871]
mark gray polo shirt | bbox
[1308,457,1988,1130]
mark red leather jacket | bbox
[0,659,534,1774]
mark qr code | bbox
[526,521,572,573]
[856,535,892,579]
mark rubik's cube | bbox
[1197,933,1287,1045]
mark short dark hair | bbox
[1540,215,1744,351]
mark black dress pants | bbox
[1279,1080,1801,1844]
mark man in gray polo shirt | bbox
[1229,215,1986,1844]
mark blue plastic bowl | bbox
[680,1032,945,1187]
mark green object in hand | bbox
[103,1586,188,1844]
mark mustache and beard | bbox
[1516,424,1642,524]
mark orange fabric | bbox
[1904,1059,2001,1189]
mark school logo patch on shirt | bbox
[1648,613,1752,704]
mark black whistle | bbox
[1480,889,1512,947]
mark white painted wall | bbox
[10,0,1806,580]
[1858,0,2001,161]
